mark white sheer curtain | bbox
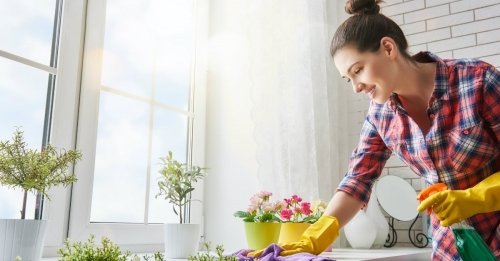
[243,1,335,201]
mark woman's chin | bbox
[372,96,390,104]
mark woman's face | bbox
[333,44,396,104]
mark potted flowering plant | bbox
[279,195,326,223]
[233,191,282,223]
[233,191,282,249]
[0,128,82,260]
[278,195,326,243]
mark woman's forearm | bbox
[323,190,364,227]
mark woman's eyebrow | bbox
[344,61,360,77]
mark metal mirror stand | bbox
[384,214,430,248]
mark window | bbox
[0,0,207,255]
[0,0,60,220]
[67,0,208,252]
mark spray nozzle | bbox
[417,183,448,214]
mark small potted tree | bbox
[156,150,206,258]
[0,128,82,261]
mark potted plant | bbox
[188,241,237,261]
[59,235,167,261]
[0,128,82,261]
[277,195,326,244]
[155,150,206,258]
[233,191,282,250]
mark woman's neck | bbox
[395,61,436,112]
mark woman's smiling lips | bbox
[367,87,376,99]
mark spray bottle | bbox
[417,183,496,261]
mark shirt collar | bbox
[387,51,449,112]
[419,52,449,101]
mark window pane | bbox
[154,0,193,110]
[89,0,194,224]
[0,58,48,219]
[0,59,47,141]
[90,93,149,223]
[148,108,188,223]
[100,0,191,110]
[101,0,153,98]
[0,0,57,65]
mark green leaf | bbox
[233,211,250,218]
[155,150,206,223]
[0,128,82,219]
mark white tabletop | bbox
[321,247,432,261]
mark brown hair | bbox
[331,0,412,60]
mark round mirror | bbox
[375,175,418,221]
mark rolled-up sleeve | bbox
[337,118,392,204]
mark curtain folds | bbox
[244,0,335,201]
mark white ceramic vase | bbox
[344,187,389,249]
[164,223,200,258]
[0,219,48,261]
[344,209,377,248]
[366,186,390,248]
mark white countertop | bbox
[43,247,432,261]
[322,247,432,261]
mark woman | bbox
[250,0,500,260]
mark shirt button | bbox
[463,129,470,135]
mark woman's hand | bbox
[248,215,339,257]
[417,172,500,227]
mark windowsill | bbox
[43,247,432,261]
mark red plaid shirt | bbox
[337,52,500,260]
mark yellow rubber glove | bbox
[417,171,500,227]
[248,215,339,257]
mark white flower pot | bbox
[0,219,48,261]
[164,223,200,258]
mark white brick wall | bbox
[344,0,500,248]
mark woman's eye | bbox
[354,68,362,74]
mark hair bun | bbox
[345,0,382,15]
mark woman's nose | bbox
[353,82,364,93]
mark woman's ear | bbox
[380,37,398,59]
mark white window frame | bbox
[41,0,87,256]
[42,0,208,256]
[0,0,87,257]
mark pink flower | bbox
[234,191,326,224]
[291,195,302,203]
[280,209,293,221]
[301,202,312,216]
[279,195,324,223]
[234,191,280,223]
[257,191,272,200]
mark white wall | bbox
[203,0,260,252]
